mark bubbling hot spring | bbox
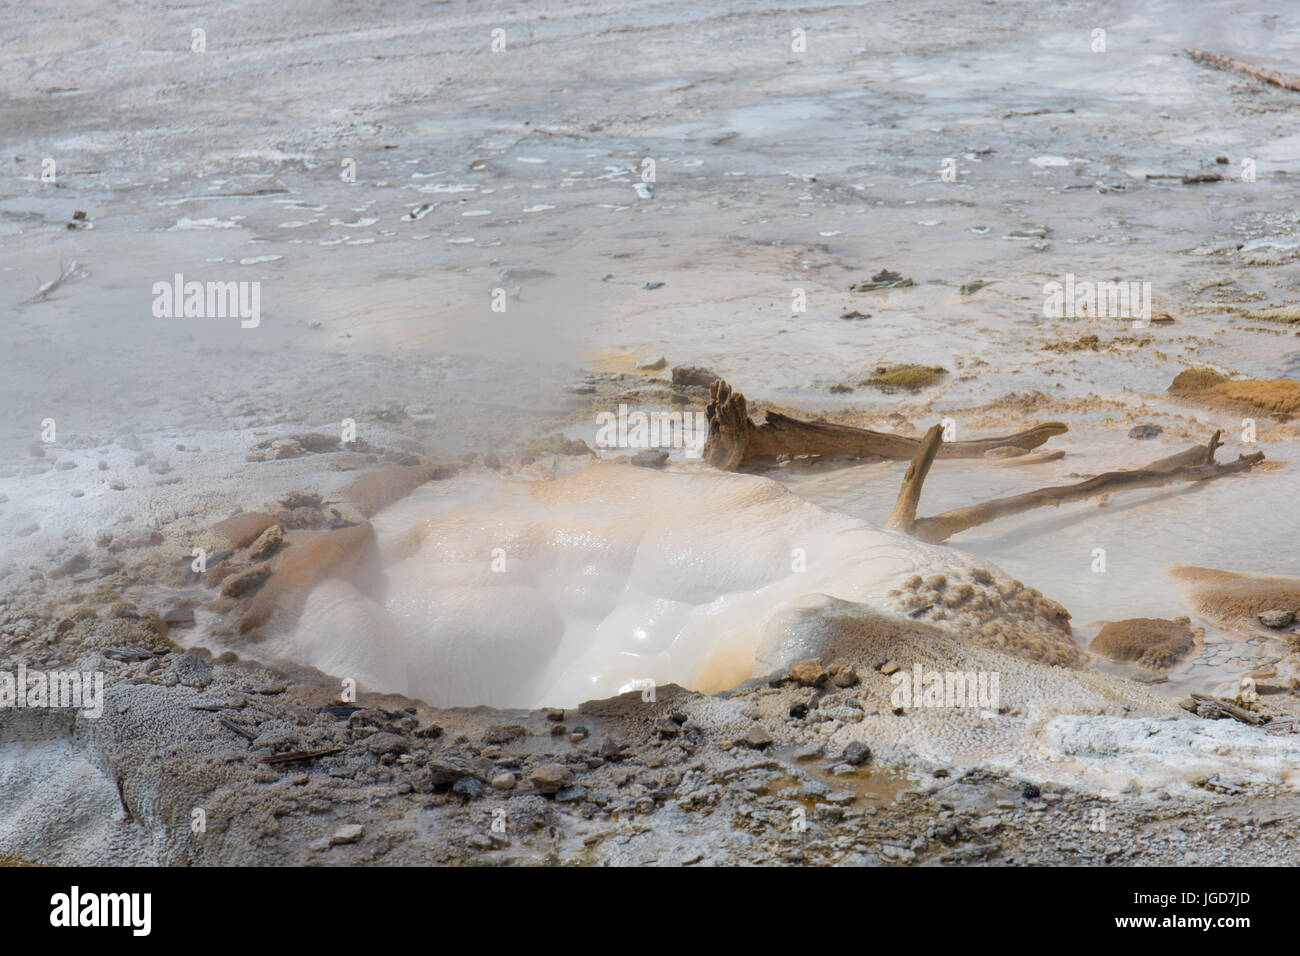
[219,462,1080,709]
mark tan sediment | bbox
[1207,380,1300,414]
[1043,333,1150,353]
[1089,617,1197,669]
[212,463,451,635]
[238,522,376,634]
[861,364,948,392]
[344,462,447,517]
[1168,368,1229,393]
[1170,566,1300,628]
[212,511,278,547]
[1169,370,1300,414]
[1248,304,1300,324]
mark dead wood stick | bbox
[885,424,944,531]
[261,747,345,765]
[702,379,1067,471]
[903,431,1265,543]
[1145,173,1223,184]
[1185,48,1300,92]
[1147,431,1223,472]
[1190,693,1268,726]
[218,715,258,741]
[26,259,77,304]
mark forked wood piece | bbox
[885,424,944,531]
[703,380,1067,470]
[897,430,1266,544]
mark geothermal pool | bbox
[176,430,1295,710]
[183,461,1072,708]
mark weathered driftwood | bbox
[1186,48,1300,92]
[703,380,1067,471]
[261,747,345,765]
[884,424,944,532]
[891,429,1266,544]
[26,259,77,304]
[218,715,257,741]
[1189,693,1268,726]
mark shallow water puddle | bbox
[769,745,916,808]
[766,766,915,809]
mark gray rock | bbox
[671,365,719,388]
[483,723,528,744]
[293,433,341,453]
[453,776,486,800]
[423,751,482,787]
[529,763,573,794]
[1258,609,1295,629]
[330,824,364,846]
[843,741,872,766]
[879,844,916,862]
[365,733,409,756]
[630,449,669,468]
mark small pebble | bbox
[1258,609,1294,629]
[330,824,364,846]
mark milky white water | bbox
[211,461,1071,708]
